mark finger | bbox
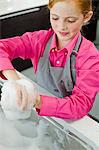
[27,94,34,106]
[27,89,38,106]
[16,85,22,108]
[21,86,28,110]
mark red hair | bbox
[48,0,93,15]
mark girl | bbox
[0,0,99,120]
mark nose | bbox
[58,20,67,31]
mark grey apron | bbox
[36,35,82,98]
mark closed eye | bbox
[67,20,76,23]
[51,18,59,20]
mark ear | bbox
[83,11,93,24]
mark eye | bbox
[67,20,76,23]
[51,18,58,20]
[67,17,78,23]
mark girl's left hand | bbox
[1,79,38,111]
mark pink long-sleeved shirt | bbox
[0,28,99,120]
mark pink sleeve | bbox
[39,84,96,120]
[39,76,99,120]
[0,30,50,72]
[0,32,33,71]
[38,44,99,120]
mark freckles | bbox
[51,21,56,27]
[69,23,81,32]
[52,23,57,29]
[71,24,76,29]
[69,25,77,32]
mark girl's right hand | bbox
[2,69,21,80]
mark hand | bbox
[16,79,37,110]
[1,79,38,111]
[33,95,42,109]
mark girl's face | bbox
[50,1,86,43]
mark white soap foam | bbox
[1,79,37,120]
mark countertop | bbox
[0,74,99,150]
[0,0,48,17]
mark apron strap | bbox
[70,35,83,85]
[43,36,53,57]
